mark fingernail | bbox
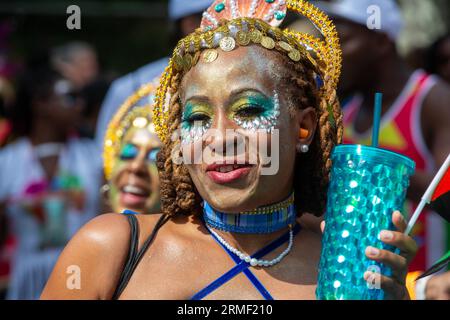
[380,230,394,241]
[367,246,380,256]
[394,211,404,221]
[363,270,377,280]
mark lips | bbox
[122,185,148,196]
[206,163,253,184]
[119,184,150,208]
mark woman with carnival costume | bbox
[42,0,417,300]
[102,81,162,215]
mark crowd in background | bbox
[0,0,449,300]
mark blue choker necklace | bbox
[202,193,296,234]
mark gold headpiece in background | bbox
[103,81,159,180]
[153,0,342,143]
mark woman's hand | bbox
[320,211,418,300]
[364,211,417,299]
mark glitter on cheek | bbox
[180,120,212,145]
[180,102,214,145]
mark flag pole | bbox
[405,154,450,235]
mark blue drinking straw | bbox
[372,93,383,147]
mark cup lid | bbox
[332,144,416,171]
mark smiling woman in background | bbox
[102,82,162,214]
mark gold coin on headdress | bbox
[173,54,185,71]
[278,41,293,52]
[288,49,301,62]
[250,29,263,44]
[202,49,219,63]
[236,31,251,46]
[261,36,276,50]
[219,36,236,52]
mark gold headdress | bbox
[153,0,342,143]
[103,80,159,180]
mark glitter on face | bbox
[119,142,160,164]
[180,89,281,145]
[231,90,280,133]
[181,101,213,145]
[119,143,139,160]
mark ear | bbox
[295,107,317,146]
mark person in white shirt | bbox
[0,60,102,299]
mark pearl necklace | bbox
[207,224,294,268]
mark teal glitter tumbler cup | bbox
[316,145,415,300]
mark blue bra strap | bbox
[122,209,139,215]
[191,224,301,300]
[209,229,273,300]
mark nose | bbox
[129,151,150,177]
[207,110,243,159]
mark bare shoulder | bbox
[83,212,164,244]
[41,213,137,299]
[79,212,130,241]
[136,213,209,248]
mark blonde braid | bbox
[157,70,202,216]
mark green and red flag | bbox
[417,250,450,280]
[406,154,450,279]
[428,163,450,222]
[406,154,450,235]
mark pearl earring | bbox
[100,184,110,201]
[296,144,309,153]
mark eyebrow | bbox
[227,88,268,105]
[183,95,211,105]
